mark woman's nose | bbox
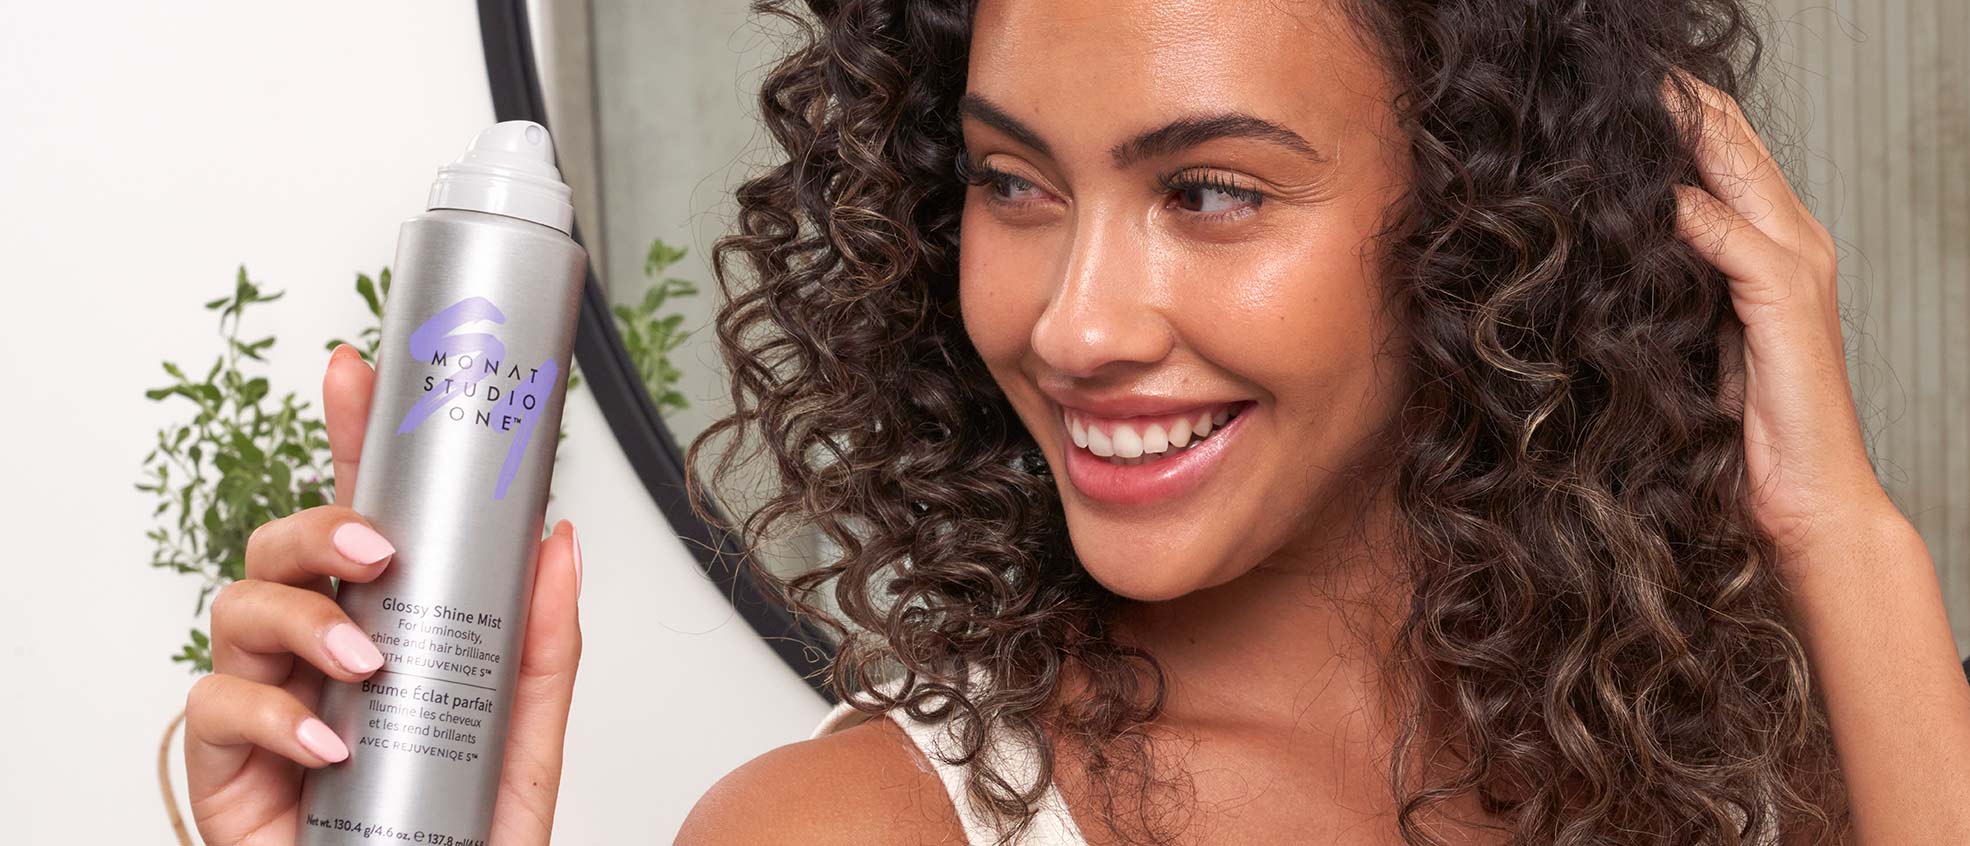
[1028,212,1173,379]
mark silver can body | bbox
[296,208,586,846]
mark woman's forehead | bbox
[965,0,1386,161]
[969,0,1357,82]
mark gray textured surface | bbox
[1762,0,1970,654]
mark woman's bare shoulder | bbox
[673,713,964,846]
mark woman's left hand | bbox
[1664,69,1896,566]
[1666,80,1970,846]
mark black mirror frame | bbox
[475,0,839,704]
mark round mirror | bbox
[479,0,840,700]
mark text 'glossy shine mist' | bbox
[295,120,587,846]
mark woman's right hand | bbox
[183,343,585,845]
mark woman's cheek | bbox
[1161,241,1304,346]
[958,218,1047,366]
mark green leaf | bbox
[203,295,230,310]
[230,430,265,465]
[356,273,381,315]
[644,237,688,276]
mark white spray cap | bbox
[426,120,574,234]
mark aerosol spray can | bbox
[295,120,586,845]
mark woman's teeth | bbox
[1066,404,1242,466]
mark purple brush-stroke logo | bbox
[497,357,557,500]
[397,295,559,500]
[397,297,507,434]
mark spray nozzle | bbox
[426,120,574,234]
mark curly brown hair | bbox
[684,0,1853,843]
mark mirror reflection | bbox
[526,0,847,627]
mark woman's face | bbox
[959,0,1412,600]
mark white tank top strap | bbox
[809,665,1087,845]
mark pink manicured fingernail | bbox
[569,521,583,597]
[324,622,383,673]
[332,522,395,566]
[297,717,349,762]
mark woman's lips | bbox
[1060,400,1255,507]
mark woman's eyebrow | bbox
[958,91,1328,168]
[1112,113,1329,168]
[960,93,1058,157]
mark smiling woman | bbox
[673,0,1860,844]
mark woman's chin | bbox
[1061,505,1245,601]
[1074,548,1220,602]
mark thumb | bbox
[491,518,583,841]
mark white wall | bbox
[0,2,826,842]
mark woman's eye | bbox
[1162,170,1265,220]
[957,156,1048,208]
[1174,184,1251,214]
[980,166,1044,205]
